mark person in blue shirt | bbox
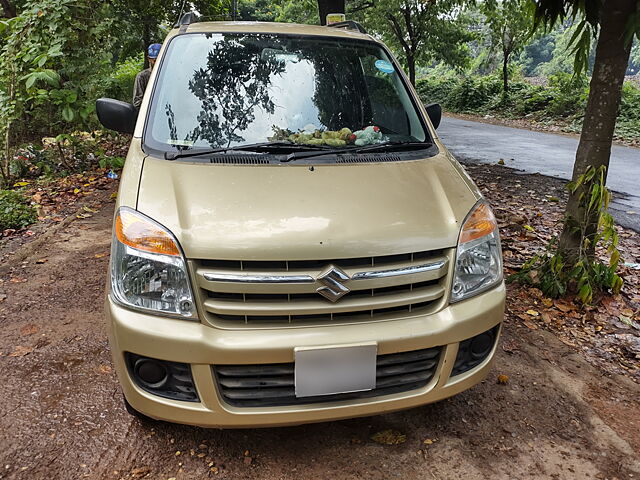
[133,43,162,109]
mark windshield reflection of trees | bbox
[186,36,286,147]
[164,35,387,149]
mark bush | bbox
[104,54,144,103]
[511,84,553,115]
[0,190,36,231]
[617,82,640,139]
[447,76,499,111]
[416,71,639,143]
[544,73,588,117]
[415,76,455,106]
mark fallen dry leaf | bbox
[20,324,39,336]
[497,374,509,384]
[554,300,575,313]
[370,429,406,445]
[130,466,151,478]
[9,345,34,357]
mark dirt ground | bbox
[0,168,639,480]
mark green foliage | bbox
[532,0,640,76]
[512,166,623,304]
[0,189,36,231]
[544,72,588,116]
[359,0,474,83]
[109,0,228,63]
[481,0,536,90]
[416,73,638,141]
[631,40,640,71]
[99,156,125,170]
[518,31,556,75]
[0,0,116,155]
[104,54,145,103]
[274,0,319,24]
[617,82,640,139]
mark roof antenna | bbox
[175,0,187,26]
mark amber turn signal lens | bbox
[115,209,180,256]
[459,202,497,244]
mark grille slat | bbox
[195,249,450,327]
[376,348,440,365]
[214,347,441,407]
[216,364,294,377]
[376,359,438,378]
[203,283,444,316]
[218,376,294,389]
[199,250,442,271]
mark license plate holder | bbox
[294,343,377,398]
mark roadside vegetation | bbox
[416,72,640,144]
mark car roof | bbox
[175,21,375,42]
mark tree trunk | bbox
[317,0,345,25]
[142,19,151,70]
[558,0,635,260]
[407,54,416,87]
[1,70,15,185]
[502,51,509,93]
[0,0,16,18]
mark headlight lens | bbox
[451,201,503,302]
[110,207,196,318]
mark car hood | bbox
[136,153,479,260]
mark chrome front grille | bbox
[214,346,441,407]
[193,249,451,327]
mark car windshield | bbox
[144,33,429,153]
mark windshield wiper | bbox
[352,141,434,153]
[282,141,433,162]
[164,142,332,160]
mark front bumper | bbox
[106,283,505,428]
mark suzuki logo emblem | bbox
[316,265,350,302]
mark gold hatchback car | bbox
[97,18,505,427]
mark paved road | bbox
[438,116,640,231]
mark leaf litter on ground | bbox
[464,162,640,381]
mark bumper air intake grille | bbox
[126,353,199,402]
[213,346,441,407]
[451,325,500,376]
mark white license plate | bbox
[294,344,377,398]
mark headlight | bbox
[110,207,196,318]
[451,201,503,302]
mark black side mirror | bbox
[96,98,136,134]
[425,103,442,130]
